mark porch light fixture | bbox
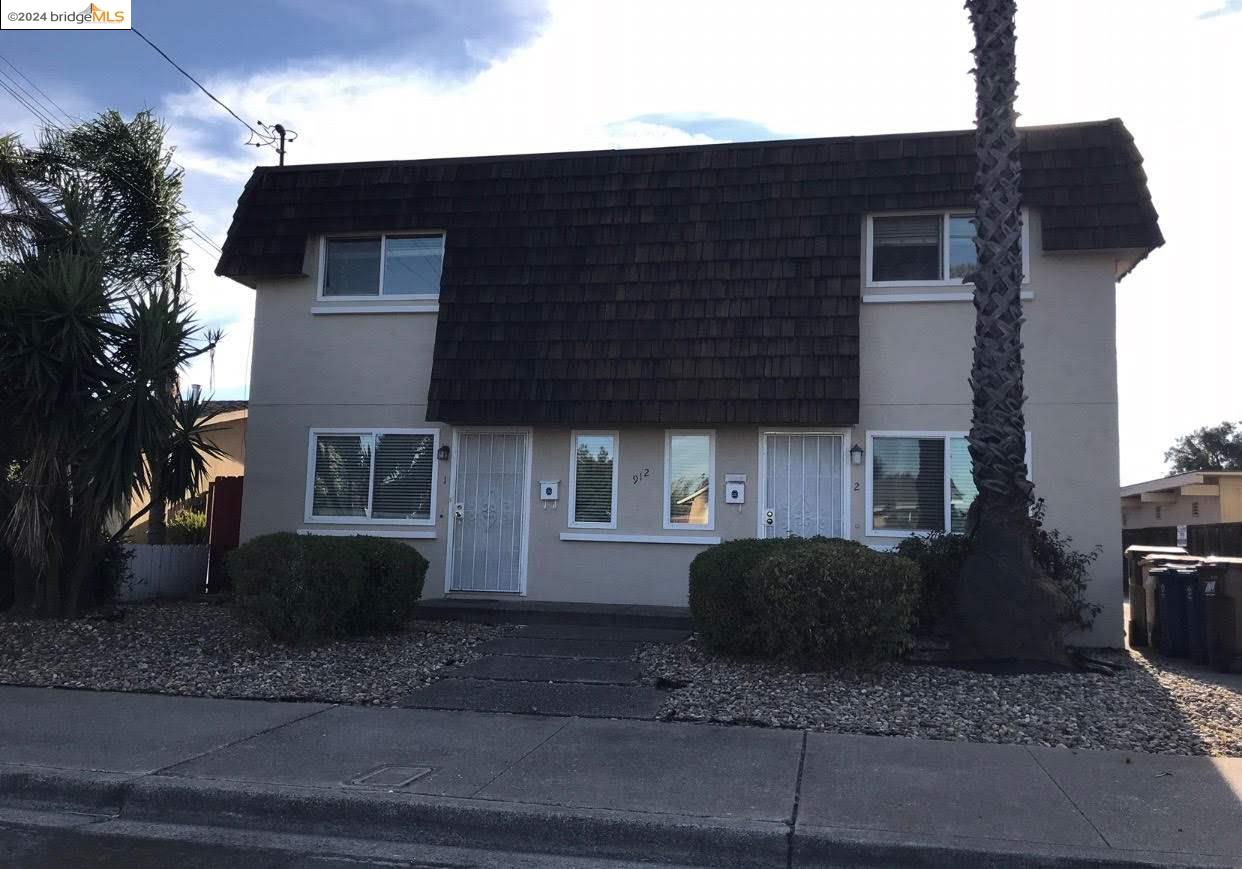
[437,444,451,462]
[850,443,864,466]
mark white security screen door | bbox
[762,433,846,539]
[449,431,529,593]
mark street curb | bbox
[0,765,1235,869]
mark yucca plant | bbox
[951,0,1067,663]
[0,111,219,616]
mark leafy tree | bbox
[1164,421,1242,474]
[951,0,1067,663]
[0,111,220,616]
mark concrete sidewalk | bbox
[1,686,1239,867]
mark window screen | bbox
[371,433,435,520]
[667,434,712,526]
[947,215,977,280]
[572,434,616,525]
[323,238,381,296]
[872,215,941,282]
[312,435,371,517]
[870,437,944,532]
[383,234,444,296]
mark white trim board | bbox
[297,528,436,539]
[311,304,439,315]
[559,532,721,545]
[862,290,1034,304]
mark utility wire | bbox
[0,61,224,256]
[130,28,265,142]
[0,54,73,123]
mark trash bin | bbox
[1132,554,1201,648]
[1124,545,1188,595]
[1155,567,1193,657]
[1144,568,1164,650]
[1202,557,1242,673]
[1184,566,1208,664]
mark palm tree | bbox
[0,112,220,616]
[953,0,1066,663]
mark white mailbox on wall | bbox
[724,474,746,504]
[539,480,559,501]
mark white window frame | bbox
[864,210,1031,289]
[568,430,619,530]
[316,232,446,301]
[662,429,716,532]
[303,427,439,526]
[864,430,1033,538]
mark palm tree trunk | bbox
[146,466,166,545]
[952,0,1066,663]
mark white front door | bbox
[762,433,847,539]
[447,431,529,594]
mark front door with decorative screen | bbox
[762,433,846,539]
[448,431,529,593]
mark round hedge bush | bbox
[746,539,921,665]
[230,533,428,643]
[688,536,810,654]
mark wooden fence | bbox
[1122,522,1242,557]
[119,544,209,602]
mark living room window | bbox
[305,428,438,524]
[569,431,618,529]
[664,431,715,530]
[866,431,1031,536]
[866,211,1029,287]
[320,233,444,298]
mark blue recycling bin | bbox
[1156,568,1193,657]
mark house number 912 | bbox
[632,468,650,486]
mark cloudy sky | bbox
[1,0,1238,484]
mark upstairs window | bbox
[321,233,444,298]
[569,432,618,529]
[866,211,1029,287]
[307,429,437,524]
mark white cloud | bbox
[159,0,1241,479]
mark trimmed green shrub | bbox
[689,536,808,653]
[893,531,971,633]
[167,510,208,545]
[339,536,429,635]
[230,533,429,643]
[747,539,921,665]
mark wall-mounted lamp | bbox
[437,444,452,462]
[850,443,864,466]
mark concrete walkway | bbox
[1,685,1240,867]
[399,623,686,717]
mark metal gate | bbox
[761,433,847,539]
[447,431,529,594]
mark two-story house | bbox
[216,119,1161,646]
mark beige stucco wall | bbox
[239,209,1129,645]
[1122,495,1222,529]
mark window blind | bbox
[372,433,435,520]
[870,437,944,532]
[573,434,615,525]
[312,435,371,517]
[871,215,941,282]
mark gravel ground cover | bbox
[0,602,502,706]
[639,638,1242,757]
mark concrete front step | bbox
[415,599,692,630]
[398,679,666,719]
[447,656,642,685]
[511,624,689,644]
[478,637,640,660]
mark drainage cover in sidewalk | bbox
[346,765,432,789]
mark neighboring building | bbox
[1120,471,1242,530]
[216,119,1162,646]
[122,401,248,539]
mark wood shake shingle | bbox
[217,119,1161,426]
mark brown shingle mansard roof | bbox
[217,119,1161,426]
